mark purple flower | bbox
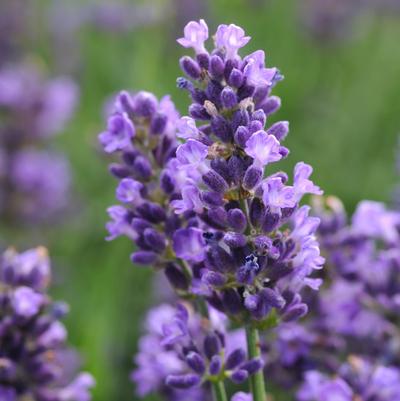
[231,392,253,401]
[56,373,95,401]
[297,371,353,401]
[177,116,201,140]
[12,286,44,317]
[171,184,203,214]
[1,246,50,290]
[245,131,282,168]
[351,200,400,243]
[215,24,251,59]
[36,77,79,138]
[105,205,137,241]
[177,19,209,54]
[243,51,277,87]
[262,177,296,212]
[98,112,135,153]
[115,178,143,204]
[293,162,322,201]
[173,228,206,262]
[10,149,71,221]
[176,139,208,171]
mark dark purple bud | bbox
[143,228,166,253]
[260,288,285,309]
[204,208,228,229]
[230,369,249,384]
[281,303,308,322]
[252,109,267,127]
[227,208,247,232]
[224,232,247,248]
[234,126,251,147]
[209,355,222,376]
[189,103,211,120]
[202,191,224,207]
[150,113,167,135]
[248,120,263,134]
[210,115,233,142]
[210,158,231,183]
[222,289,243,315]
[160,172,175,194]
[224,58,239,80]
[109,163,130,178]
[177,77,194,91]
[165,264,189,290]
[131,91,158,117]
[207,245,234,271]
[210,55,225,78]
[228,68,244,88]
[253,85,270,105]
[137,202,166,223]
[262,212,280,232]
[180,56,201,79]
[202,271,226,287]
[130,251,157,265]
[118,91,134,113]
[188,89,206,105]
[133,156,152,179]
[228,155,249,184]
[186,352,206,374]
[203,170,229,193]
[206,80,224,106]
[267,121,289,141]
[238,84,255,100]
[232,109,250,132]
[221,87,237,109]
[122,150,139,166]
[204,334,221,360]
[250,198,265,227]
[196,53,209,69]
[279,146,289,159]
[131,218,151,233]
[243,166,263,190]
[166,374,200,389]
[260,96,281,116]
[225,349,246,370]
[241,358,264,375]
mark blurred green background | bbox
[3,0,400,400]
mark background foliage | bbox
[2,0,400,400]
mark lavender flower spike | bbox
[0,247,94,400]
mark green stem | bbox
[246,326,266,401]
[212,380,228,401]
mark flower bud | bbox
[210,55,225,78]
[227,209,247,232]
[180,56,201,79]
[225,349,246,370]
[221,87,237,109]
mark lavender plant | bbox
[0,64,77,224]
[100,19,324,401]
[253,197,400,396]
[0,246,94,401]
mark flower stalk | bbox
[246,326,266,401]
